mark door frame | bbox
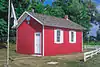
[34,32,41,54]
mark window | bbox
[69,31,76,43]
[57,30,60,42]
[71,32,74,42]
[54,29,63,44]
[26,16,30,24]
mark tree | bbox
[0,0,8,20]
[0,19,7,42]
[0,0,8,42]
[0,0,98,42]
[0,19,7,37]
[12,0,29,18]
[0,0,17,42]
[96,13,100,23]
[52,0,92,30]
[22,0,45,14]
[96,26,100,41]
[49,6,65,18]
[84,0,97,23]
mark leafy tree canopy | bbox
[52,0,93,30]
[96,13,100,22]
[0,0,98,41]
[0,19,7,37]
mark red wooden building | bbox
[16,11,85,56]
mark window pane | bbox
[57,37,60,42]
[69,31,76,43]
[71,32,74,42]
[57,30,60,42]
[57,30,60,36]
[36,34,40,36]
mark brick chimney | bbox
[64,15,68,20]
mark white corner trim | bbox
[17,11,43,28]
[17,11,26,22]
[43,26,44,56]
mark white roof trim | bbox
[17,11,26,22]
[17,11,43,28]
[25,11,43,25]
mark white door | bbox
[34,32,41,54]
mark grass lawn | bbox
[0,43,100,67]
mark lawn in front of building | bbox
[0,43,100,67]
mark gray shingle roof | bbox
[29,12,86,30]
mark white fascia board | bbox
[17,11,26,22]
[17,11,43,28]
[25,11,43,25]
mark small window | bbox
[36,34,40,36]
[54,29,63,44]
[26,16,30,24]
[57,30,60,42]
[69,30,76,43]
[26,21,30,24]
[71,32,74,42]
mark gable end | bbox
[17,11,43,28]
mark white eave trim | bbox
[17,11,43,28]
[25,11,43,25]
[17,11,26,22]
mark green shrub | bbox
[84,41,100,45]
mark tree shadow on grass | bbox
[0,43,7,49]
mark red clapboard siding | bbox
[16,16,43,55]
[44,26,82,56]
[16,14,83,56]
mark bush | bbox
[84,41,100,45]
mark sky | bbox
[44,0,54,5]
[44,0,100,5]
[92,0,100,13]
[92,0,100,5]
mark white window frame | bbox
[54,29,64,44]
[69,30,76,43]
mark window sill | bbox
[54,42,63,44]
[69,42,76,43]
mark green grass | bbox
[84,41,100,45]
[0,43,100,67]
